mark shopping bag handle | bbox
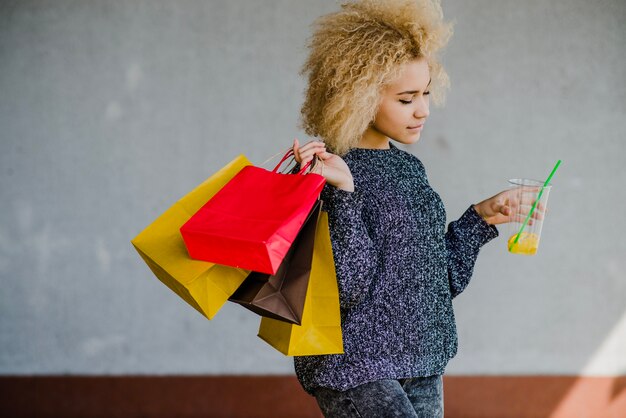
[272,149,313,175]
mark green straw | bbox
[508,160,562,252]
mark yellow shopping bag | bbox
[131,155,251,320]
[257,211,344,355]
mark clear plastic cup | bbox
[507,178,551,255]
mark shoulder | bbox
[392,146,426,174]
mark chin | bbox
[395,134,421,145]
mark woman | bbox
[291,0,540,416]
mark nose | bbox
[414,96,430,119]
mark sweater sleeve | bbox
[322,184,380,309]
[445,205,499,298]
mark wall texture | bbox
[1,0,625,379]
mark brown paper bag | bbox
[228,201,321,325]
[257,211,343,355]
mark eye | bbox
[424,91,430,96]
[399,99,413,105]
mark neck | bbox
[357,127,391,149]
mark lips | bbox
[407,124,424,130]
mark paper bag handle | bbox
[272,149,313,175]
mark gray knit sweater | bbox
[294,143,499,394]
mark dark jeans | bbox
[313,375,444,418]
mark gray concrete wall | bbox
[1,0,624,376]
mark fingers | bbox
[316,150,334,161]
[522,202,546,220]
[533,203,546,220]
[501,203,537,221]
[508,204,546,225]
[508,212,532,224]
[292,138,326,165]
[513,188,547,207]
[507,188,548,215]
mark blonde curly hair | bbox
[299,0,453,155]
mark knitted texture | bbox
[294,143,499,393]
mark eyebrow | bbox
[396,78,432,95]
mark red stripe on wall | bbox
[445,375,626,418]
[1,375,625,418]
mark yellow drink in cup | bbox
[507,232,540,255]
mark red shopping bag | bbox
[180,151,325,275]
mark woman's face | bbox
[363,57,431,148]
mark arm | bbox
[322,184,379,308]
[446,205,499,298]
[292,139,375,307]
[446,186,547,297]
